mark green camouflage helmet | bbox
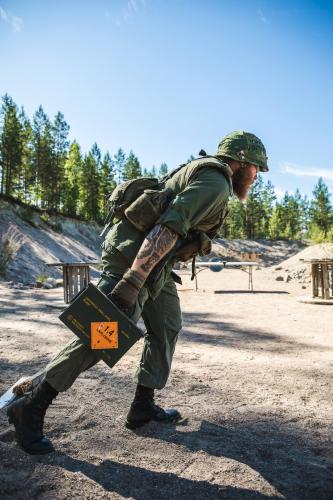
[217,130,269,172]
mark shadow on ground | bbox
[1,415,332,499]
[180,311,330,354]
[134,418,333,499]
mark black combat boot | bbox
[125,384,181,429]
[7,379,58,455]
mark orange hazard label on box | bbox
[91,322,119,349]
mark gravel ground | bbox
[0,264,332,499]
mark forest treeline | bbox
[1,94,332,242]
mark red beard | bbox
[232,168,255,201]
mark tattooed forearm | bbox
[140,252,161,273]
[137,225,176,261]
[136,226,164,259]
[131,224,178,279]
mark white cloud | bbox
[129,0,138,12]
[0,6,8,22]
[258,8,269,24]
[113,0,146,26]
[11,15,23,33]
[0,6,23,32]
[281,163,333,181]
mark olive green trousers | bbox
[44,274,182,392]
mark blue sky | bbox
[0,0,332,200]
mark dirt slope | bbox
[0,199,102,284]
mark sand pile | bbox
[271,243,333,284]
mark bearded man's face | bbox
[232,165,258,201]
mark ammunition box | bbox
[59,283,144,368]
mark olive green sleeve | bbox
[157,168,230,238]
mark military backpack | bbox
[100,155,233,238]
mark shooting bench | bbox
[195,261,258,291]
[46,262,100,303]
[304,258,333,300]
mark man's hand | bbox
[110,269,145,314]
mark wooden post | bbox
[248,266,253,291]
[79,266,84,291]
[306,259,333,300]
[319,263,324,299]
[72,266,79,298]
[62,265,68,303]
[311,263,317,298]
[322,263,330,300]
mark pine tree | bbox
[18,108,34,203]
[123,151,142,181]
[299,194,310,236]
[286,189,303,238]
[50,112,70,210]
[99,152,116,220]
[0,94,23,196]
[91,143,101,171]
[261,180,276,237]
[243,176,266,239]
[31,106,53,208]
[158,162,168,179]
[142,166,157,178]
[79,151,100,221]
[310,178,333,236]
[114,148,126,184]
[222,198,245,238]
[63,141,82,216]
[150,165,157,178]
[268,205,284,239]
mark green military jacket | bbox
[101,157,233,298]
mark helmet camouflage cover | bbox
[217,130,269,172]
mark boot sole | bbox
[21,445,55,455]
[125,413,182,430]
[125,417,151,430]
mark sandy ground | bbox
[0,264,332,499]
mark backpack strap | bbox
[161,156,233,195]
[100,208,116,238]
[187,156,233,196]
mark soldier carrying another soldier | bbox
[7,131,269,454]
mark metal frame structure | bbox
[195,261,257,291]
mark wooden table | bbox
[46,262,100,303]
[195,261,258,291]
[304,258,333,300]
